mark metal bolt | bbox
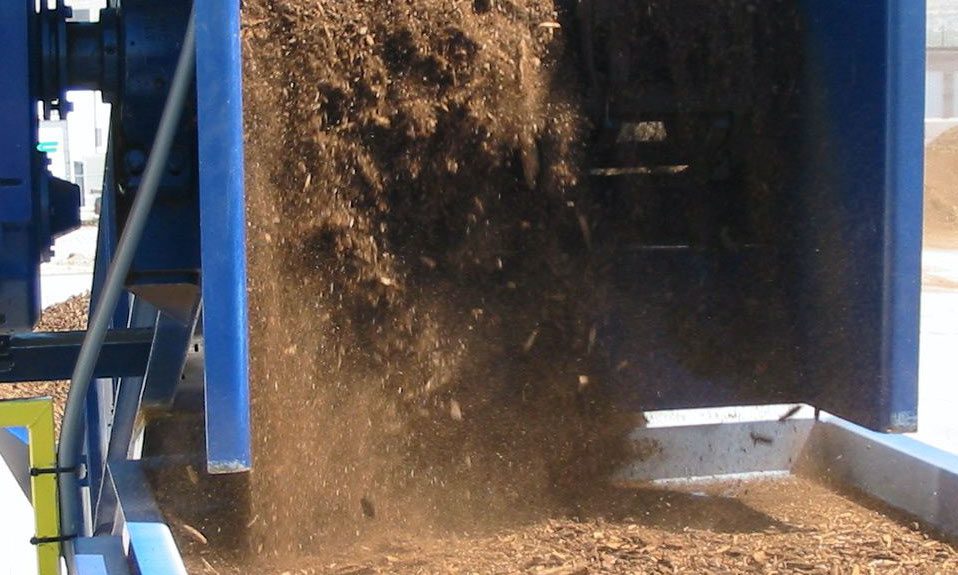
[124,149,147,175]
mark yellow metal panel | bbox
[0,398,61,575]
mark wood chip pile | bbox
[0,293,90,429]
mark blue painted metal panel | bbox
[75,553,110,575]
[0,1,33,224]
[92,143,132,333]
[195,0,251,473]
[126,523,189,575]
[602,249,802,413]
[0,228,41,332]
[75,536,132,575]
[75,555,110,575]
[796,0,925,432]
[109,0,202,283]
[108,461,188,575]
[884,1,926,432]
[0,1,41,333]
[0,1,81,332]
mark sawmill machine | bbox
[1,0,956,573]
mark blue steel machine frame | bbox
[1,0,248,571]
[0,0,953,572]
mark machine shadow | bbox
[567,485,800,535]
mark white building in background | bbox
[927,0,958,142]
[66,0,105,22]
[63,90,110,219]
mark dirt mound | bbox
[926,126,958,248]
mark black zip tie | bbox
[31,534,77,545]
[30,465,78,477]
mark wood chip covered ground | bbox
[185,476,958,574]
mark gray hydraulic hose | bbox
[58,7,196,557]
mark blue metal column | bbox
[195,0,251,473]
[0,0,41,332]
[883,0,926,431]
[797,0,925,432]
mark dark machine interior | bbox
[571,0,807,410]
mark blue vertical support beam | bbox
[884,1,926,432]
[195,0,251,472]
[0,0,40,332]
[0,1,32,224]
[91,144,131,332]
[797,0,924,432]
